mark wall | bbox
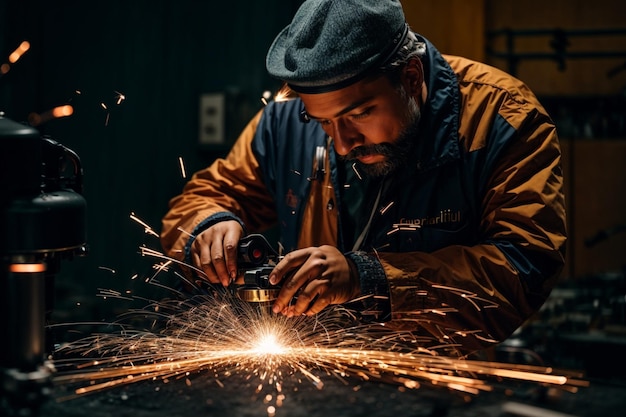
[403,0,486,61]
[485,0,626,97]
[561,140,626,279]
[483,0,626,279]
[0,0,300,321]
[407,0,626,279]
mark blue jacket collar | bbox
[409,34,461,173]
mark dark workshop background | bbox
[1,0,626,368]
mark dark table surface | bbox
[36,370,626,417]
[14,274,626,417]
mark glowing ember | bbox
[28,105,74,126]
[129,211,160,237]
[114,91,126,105]
[9,41,30,63]
[52,105,74,118]
[1,40,30,76]
[178,156,187,178]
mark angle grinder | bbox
[234,234,281,313]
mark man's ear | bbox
[401,58,424,96]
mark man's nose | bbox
[331,120,362,156]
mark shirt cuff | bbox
[344,251,391,322]
[182,212,245,264]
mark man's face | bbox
[299,72,421,177]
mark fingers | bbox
[191,242,218,283]
[190,221,243,286]
[288,279,332,317]
[207,239,231,286]
[222,228,240,283]
[270,250,313,314]
[271,246,354,317]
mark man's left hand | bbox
[269,246,360,317]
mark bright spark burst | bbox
[50,290,588,411]
[253,333,287,355]
[47,215,588,414]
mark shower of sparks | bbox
[430,283,500,311]
[50,289,588,410]
[47,215,588,413]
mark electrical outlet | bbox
[199,93,225,144]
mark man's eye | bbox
[352,109,371,119]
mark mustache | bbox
[343,143,396,160]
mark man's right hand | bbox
[190,220,244,287]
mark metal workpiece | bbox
[236,287,280,303]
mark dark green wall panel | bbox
[0,0,302,321]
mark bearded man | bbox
[161,0,566,353]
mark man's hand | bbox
[190,220,244,286]
[269,246,360,317]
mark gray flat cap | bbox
[266,0,408,94]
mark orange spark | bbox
[52,105,74,118]
[8,41,30,63]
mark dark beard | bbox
[341,107,421,178]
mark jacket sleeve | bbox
[355,107,566,353]
[160,109,277,262]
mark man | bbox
[161,0,566,353]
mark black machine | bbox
[234,234,281,312]
[0,113,87,416]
